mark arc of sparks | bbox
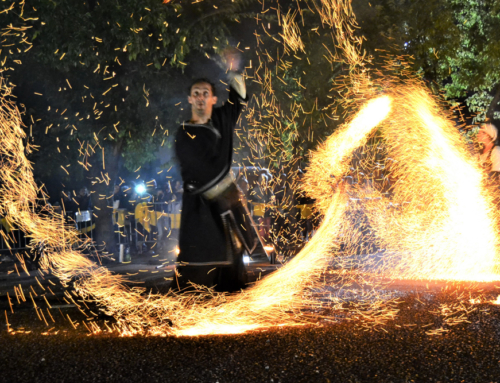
[0,82,393,335]
[305,86,500,283]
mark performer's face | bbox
[188,82,217,116]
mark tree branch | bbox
[186,8,235,31]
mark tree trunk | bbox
[90,141,123,255]
[283,145,301,233]
[486,84,500,122]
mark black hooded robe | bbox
[175,85,258,291]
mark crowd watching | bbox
[34,168,317,257]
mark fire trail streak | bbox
[305,85,500,282]
[4,75,499,336]
[2,0,500,336]
[0,80,394,335]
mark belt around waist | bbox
[202,173,234,200]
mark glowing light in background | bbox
[134,184,146,195]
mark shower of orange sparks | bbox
[2,0,500,337]
[279,10,305,54]
[305,85,500,282]
[3,79,500,337]
[0,78,399,336]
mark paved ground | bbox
[1,251,500,382]
[1,293,500,383]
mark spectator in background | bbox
[112,182,123,209]
[120,185,133,210]
[146,179,159,202]
[173,180,183,202]
[53,190,75,216]
[72,187,93,240]
[158,182,173,203]
[127,181,139,207]
[478,123,500,178]
[119,184,137,254]
[156,183,166,203]
[111,181,133,216]
[145,179,160,249]
[295,169,315,242]
[129,181,152,253]
[75,186,92,211]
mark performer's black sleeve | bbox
[218,86,248,127]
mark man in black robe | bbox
[175,57,261,292]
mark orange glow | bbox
[306,87,500,283]
[2,0,500,337]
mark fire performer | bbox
[174,52,260,292]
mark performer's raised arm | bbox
[221,49,246,100]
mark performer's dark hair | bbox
[188,78,217,97]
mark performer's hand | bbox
[218,47,242,72]
[224,52,241,72]
[214,47,246,98]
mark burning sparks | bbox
[4,78,499,336]
[306,85,500,283]
[0,78,383,336]
[2,0,500,337]
[279,10,305,54]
